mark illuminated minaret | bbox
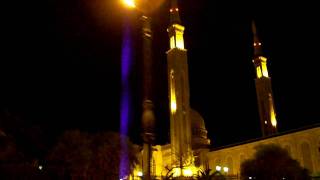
[167,0,193,170]
[252,21,278,136]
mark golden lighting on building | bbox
[259,56,267,61]
[269,94,277,127]
[169,24,185,49]
[270,107,277,127]
[137,171,143,177]
[175,31,184,49]
[170,36,175,49]
[261,62,269,77]
[182,168,193,177]
[122,0,136,8]
[171,166,197,177]
[170,70,177,113]
[171,97,177,113]
[130,168,143,180]
[256,66,262,78]
[255,56,269,78]
[172,167,181,177]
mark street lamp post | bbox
[122,1,156,180]
[140,14,156,180]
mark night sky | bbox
[2,0,320,153]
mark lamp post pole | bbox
[121,1,156,179]
[141,14,155,180]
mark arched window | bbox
[301,142,313,172]
[215,158,221,167]
[214,158,222,171]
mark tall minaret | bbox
[252,21,278,136]
[167,0,193,171]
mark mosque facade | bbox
[133,0,320,179]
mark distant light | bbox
[170,9,173,12]
[123,0,136,8]
[172,167,181,177]
[137,171,143,177]
[264,121,267,124]
[38,165,43,170]
[120,179,123,180]
[223,167,229,173]
[249,177,252,180]
[259,42,261,45]
[183,168,193,176]
[216,166,221,171]
[175,8,179,11]
[254,43,256,46]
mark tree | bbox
[161,148,203,179]
[46,130,139,179]
[240,143,311,180]
[196,168,214,180]
[196,168,226,180]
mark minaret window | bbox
[175,31,184,49]
[170,70,177,113]
[269,93,277,127]
[261,62,269,77]
[256,66,262,78]
[170,36,175,49]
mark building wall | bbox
[151,144,171,177]
[141,126,319,179]
[206,126,320,177]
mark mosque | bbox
[133,0,320,179]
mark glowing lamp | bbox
[216,166,221,171]
[223,167,229,173]
[183,168,193,177]
[137,171,143,177]
[123,0,136,8]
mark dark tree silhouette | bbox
[196,168,214,180]
[240,143,311,180]
[46,130,139,179]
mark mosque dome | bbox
[190,109,210,149]
[190,109,206,131]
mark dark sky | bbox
[2,0,320,152]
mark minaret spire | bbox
[252,21,263,56]
[167,0,185,50]
[252,21,278,137]
[170,0,181,25]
